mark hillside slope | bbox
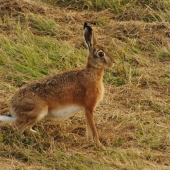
[0,0,170,169]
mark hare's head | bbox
[84,22,115,69]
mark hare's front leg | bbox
[85,108,102,146]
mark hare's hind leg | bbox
[17,117,37,134]
[17,105,48,134]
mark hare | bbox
[0,22,115,146]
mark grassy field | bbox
[0,0,170,169]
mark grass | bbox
[41,0,170,22]
[0,0,170,169]
[41,0,131,12]
[0,31,86,88]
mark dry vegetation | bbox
[0,0,170,169]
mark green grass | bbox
[157,47,170,62]
[29,15,57,35]
[0,31,86,88]
[42,0,170,13]
[41,0,131,12]
[41,0,170,22]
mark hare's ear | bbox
[84,22,96,50]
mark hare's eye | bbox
[97,51,105,57]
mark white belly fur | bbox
[47,105,83,119]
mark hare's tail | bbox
[0,114,17,123]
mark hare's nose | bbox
[113,58,116,63]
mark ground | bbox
[0,0,170,169]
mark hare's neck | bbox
[86,65,104,81]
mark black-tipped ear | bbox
[84,22,93,49]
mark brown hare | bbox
[0,22,115,146]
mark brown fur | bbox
[7,23,115,146]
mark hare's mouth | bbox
[105,62,114,69]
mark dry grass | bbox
[0,0,170,169]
